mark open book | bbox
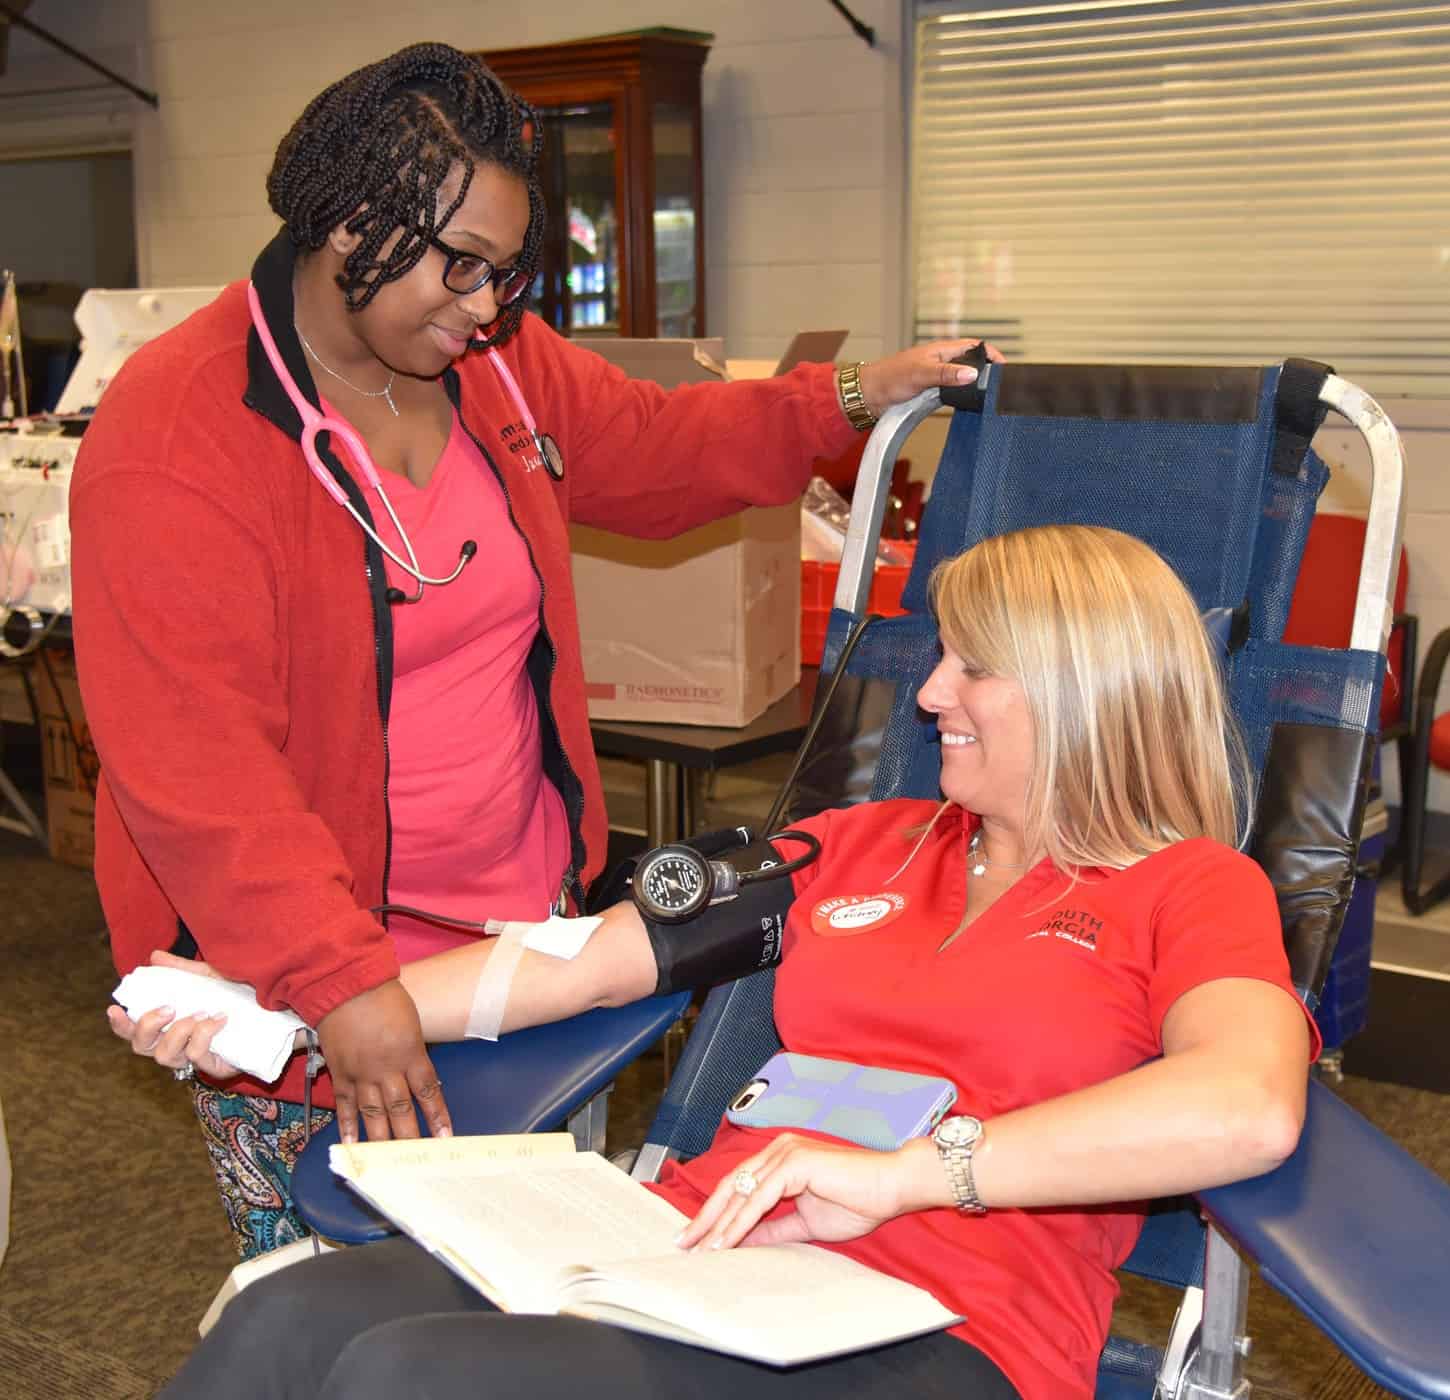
[331,1134,963,1367]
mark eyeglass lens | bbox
[443,253,532,304]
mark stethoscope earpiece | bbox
[386,540,478,606]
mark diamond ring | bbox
[173,1063,196,1081]
[733,1168,759,1198]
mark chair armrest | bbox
[1197,1078,1450,1400]
[291,993,691,1244]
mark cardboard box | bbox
[570,335,838,727]
[572,503,801,727]
[33,648,97,868]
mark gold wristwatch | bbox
[836,362,878,432]
[932,1114,986,1214]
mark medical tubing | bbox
[370,902,494,932]
[336,488,477,588]
[302,1027,324,1256]
[761,611,882,836]
[737,828,822,882]
[245,281,475,593]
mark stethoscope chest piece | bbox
[537,431,565,481]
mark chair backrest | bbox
[820,362,1339,799]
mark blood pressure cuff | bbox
[644,834,795,996]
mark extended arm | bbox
[525,325,998,538]
[397,901,659,1040]
[114,902,667,1080]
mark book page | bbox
[335,1152,688,1315]
[329,1132,575,1182]
[560,1241,963,1367]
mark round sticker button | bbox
[810,892,909,937]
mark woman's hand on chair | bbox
[677,1133,911,1253]
[858,338,1005,420]
[316,979,453,1145]
[104,949,242,1079]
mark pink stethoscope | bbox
[246,281,563,604]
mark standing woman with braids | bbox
[74,42,989,1260]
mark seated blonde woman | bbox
[123,524,1316,1400]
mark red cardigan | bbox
[72,231,855,1105]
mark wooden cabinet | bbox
[481,28,711,339]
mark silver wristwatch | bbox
[932,1114,986,1215]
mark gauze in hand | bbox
[112,966,309,1084]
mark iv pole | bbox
[0,269,25,421]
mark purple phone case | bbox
[725,1052,958,1150]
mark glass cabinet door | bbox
[483,30,712,339]
[652,102,698,338]
[531,102,621,336]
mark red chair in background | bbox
[1282,512,1415,873]
[1401,629,1450,915]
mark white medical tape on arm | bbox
[462,914,607,1041]
[464,921,529,1042]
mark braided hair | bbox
[267,42,543,350]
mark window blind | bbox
[912,0,1450,397]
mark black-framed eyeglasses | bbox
[426,232,534,304]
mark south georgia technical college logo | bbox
[1026,907,1103,951]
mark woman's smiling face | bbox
[916,640,1035,820]
[347,161,532,376]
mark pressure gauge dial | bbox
[632,844,714,924]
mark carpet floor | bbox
[1,758,1446,1397]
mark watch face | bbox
[633,846,712,924]
[936,1115,982,1149]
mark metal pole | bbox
[826,0,877,48]
[645,759,680,848]
[0,2,159,108]
[1184,1224,1251,1398]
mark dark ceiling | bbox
[0,2,38,79]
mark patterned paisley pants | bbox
[190,1084,335,1260]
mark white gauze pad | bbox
[113,966,307,1083]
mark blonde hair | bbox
[927,524,1249,870]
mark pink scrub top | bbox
[367,410,571,963]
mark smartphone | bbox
[725,1051,957,1151]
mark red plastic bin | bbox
[800,543,916,666]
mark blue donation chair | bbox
[631,358,1450,1400]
